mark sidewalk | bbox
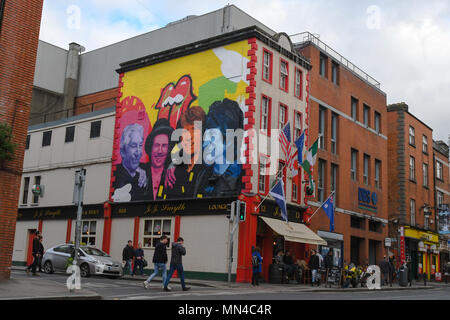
[0,275,101,300]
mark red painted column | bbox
[38,220,43,234]
[102,203,112,254]
[236,195,259,283]
[261,230,273,282]
[132,216,140,271]
[172,216,181,278]
[66,219,72,243]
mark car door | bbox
[52,245,72,271]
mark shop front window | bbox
[81,220,96,245]
[143,219,172,248]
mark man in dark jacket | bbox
[163,237,190,292]
[133,242,145,276]
[143,235,169,289]
[122,240,135,276]
[308,249,321,286]
[27,232,41,276]
[379,256,390,286]
[37,236,44,272]
[283,251,299,283]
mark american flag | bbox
[279,123,296,171]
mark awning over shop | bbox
[260,216,327,245]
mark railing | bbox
[29,97,117,126]
[290,31,381,89]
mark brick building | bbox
[0,0,43,279]
[387,102,440,280]
[433,140,450,268]
[293,33,389,267]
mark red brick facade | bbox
[298,44,388,265]
[0,0,43,279]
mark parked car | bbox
[42,243,122,278]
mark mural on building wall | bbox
[111,41,250,202]
[438,205,450,235]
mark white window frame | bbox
[279,104,287,129]
[375,160,381,189]
[280,60,288,90]
[410,199,416,226]
[423,163,428,187]
[259,155,269,193]
[261,97,269,134]
[263,50,271,81]
[436,161,443,180]
[318,159,325,202]
[437,191,444,209]
[351,149,357,181]
[295,69,302,98]
[81,220,97,246]
[143,218,172,249]
[294,112,302,141]
[319,107,326,149]
[363,154,370,185]
[422,135,428,153]
[410,156,415,181]
[331,113,337,154]
[409,126,415,145]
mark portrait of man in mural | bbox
[112,123,147,202]
[165,106,207,199]
[202,98,244,197]
[143,119,174,200]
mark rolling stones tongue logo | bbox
[155,75,196,129]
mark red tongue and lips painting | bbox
[155,75,196,129]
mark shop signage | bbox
[438,204,449,235]
[259,200,304,224]
[17,204,104,221]
[400,226,406,263]
[358,187,377,212]
[384,238,391,247]
[111,197,235,218]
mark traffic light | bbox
[238,201,246,222]
[226,201,236,221]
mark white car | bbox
[42,244,122,278]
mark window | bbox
[294,112,302,140]
[25,135,30,150]
[143,219,172,248]
[292,181,298,202]
[437,191,444,209]
[375,159,381,189]
[363,154,370,185]
[90,121,101,138]
[369,220,381,233]
[436,161,443,180]
[279,104,287,129]
[331,113,338,154]
[42,131,52,147]
[259,155,269,194]
[65,126,75,143]
[280,59,289,92]
[409,156,415,181]
[331,164,338,205]
[423,163,428,187]
[331,61,339,85]
[351,149,358,181]
[320,53,328,78]
[363,104,370,127]
[32,176,41,204]
[22,177,30,205]
[422,135,428,153]
[262,49,273,83]
[81,220,97,246]
[294,68,303,99]
[410,199,416,226]
[319,107,326,149]
[409,126,415,146]
[351,216,364,229]
[318,159,326,202]
[351,97,358,121]
[374,112,381,133]
[260,96,271,135]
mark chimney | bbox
[63,42,83,114]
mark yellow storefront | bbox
[404,227,440,280]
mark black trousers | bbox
[30,254,39,273]
[252,272,260,285]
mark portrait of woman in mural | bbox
[142,118,175,200]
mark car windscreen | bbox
[82,247,109,257]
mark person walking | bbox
[26,232,41,276]
[379,256,390,286]
[308,249,320,286]
[37,235,44,272]
[388,257,395,287]
[143,235,169,289]
[251,246,262,286]
[163,237,190,292]
[122,240,135,276]
[133,242,145,276]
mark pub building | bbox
[14,21,327,283]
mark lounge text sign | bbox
[17,205,104,221]
[259,200,304,223]
[111,197,235,218]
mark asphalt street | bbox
[10,270,450,300]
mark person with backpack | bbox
[252,246,262,286]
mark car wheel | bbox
[80,263,90,278]
[43,260,54,274]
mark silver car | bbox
[42,244,122,278]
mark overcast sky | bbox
[39,0,450,143]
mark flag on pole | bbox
[294,131,305,165]
[269,179,288,223]
[279,123,295,171]
[301,138,318,176]
[322,193,335,232]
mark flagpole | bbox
[255,163,287,211]
[307,190,335,223]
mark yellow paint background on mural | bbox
[121,40,250,126]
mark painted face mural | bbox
[111,40,251,202]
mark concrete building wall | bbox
[40,220,67,252]
[109,218,134,263]
[12,221,39,263]
[33,41,68,94]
